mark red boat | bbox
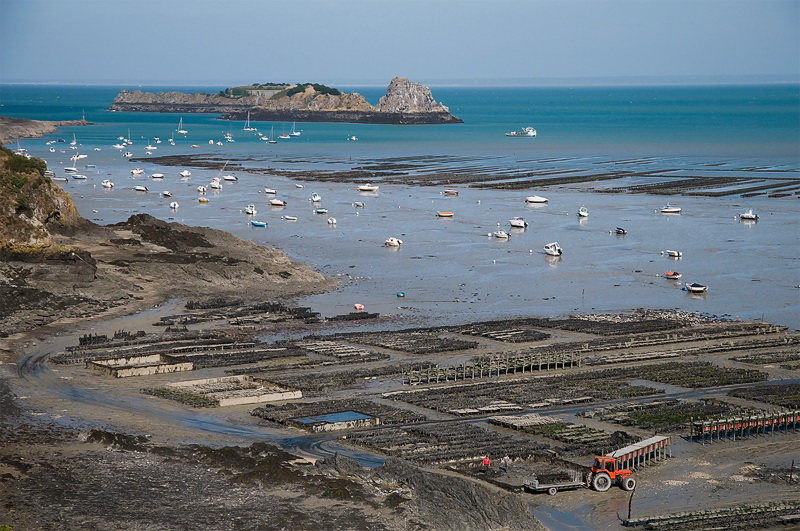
[664,271,682,279]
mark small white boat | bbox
[112,144,126,149]
[685,282,708,293]
[289,123,301,137]
[269,199,287,207]
[251,220,267,227]
[357,184,379,192]
[264,188,277,194]
[662,249,682,258]
[310,192,322,202]
[505,127,537,137]
[543,242,563,256]
[385,237,403,247]
[281,215,298,221]
[222,174,237,182]
[245,204,257,215]
[177,118,188,135]
[660,204,682,214]
[162,191,172,197]
[243,111,257,132]
[327,217,337,225]
[315,208,328,214]
[442,189,459,196]
[169,201,179,209]
[739,208,759,221]
[436,211,454,218]
[151,173,164,179]
[209,180,222,189]
[179,169,191,178]
[145,144,157,150]
[131,167,144,175]
[198,197,209,203]
[197,186,207,193]
[353,201,365,208]
[577,206,589,217]
[614,227,627,235]
[509,217,528,228]
[134,185,148,192]
[295,183,305,188]
[123,152,133,158]
[525,195,548,203]
[64,166,78,173]
[71,174,87,180]
[493,230,510,239]
[347,135,358,141]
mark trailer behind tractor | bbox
[524,456,636,495]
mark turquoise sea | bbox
[1,84,799,329]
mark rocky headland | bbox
[109,77,463,124]
[0,116,91,144]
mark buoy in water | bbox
[354,303,365,311]
[396,291,405,298]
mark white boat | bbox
[169,201,179,209]
[543,242,563,256]
[222,174,238,182]
[267,126,277,144]
[509,217,528,228]
[739,208,759,221]
[327,217,337,225]
[71,174,87,180]
[384,237,403,247]
[112,143,126,149]
[197,186,207,193]
[101,180,114,188]
[279,132,291,140]
[314,208,328,214]
[269,199,287,207]
[664,271,682,279]
[310,192,322,202]
[493,230,510,239]
[505,127,537,137]
[685,282,708,293]
[264,188,277,195]
[145,142,157,150]
[245,204,257,215]
[177,118,188,135]
[151,173,164,179]
[281,215,298,221]
[442,189,459,196]
[577,206,589,217]
[662,249,683,258]
[352,201,365,208]
[347,135,358,141]
[179,169,191,178]
[242,111,257,132]
[614,227,627,235]
[64,166,79,173]
[295,183,305,188]
[209,180,222,189]
[134,185,148,192]
[130,168,144,175]
[251,220,267,227]
[357,184,379,192]
[123,151,133,158]
[70,133,77,146]
[162,191,172,197]
[525,195,548,203]
[289,122,301,137]
[660,204,682,214]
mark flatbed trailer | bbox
[524,473,587,496]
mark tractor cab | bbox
[592,456,619,475]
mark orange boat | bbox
[436,211,454,218]
[664,271,682,279]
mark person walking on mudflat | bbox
[481,455,491,473]
[502,453,510,472]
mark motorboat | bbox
[71,174,87,180]
[739,208,759,221]
[197,186,207,193]
[131,168,144,175]
[577,206,589,218]
[660,204,682,214]
[347,135,358,141]
[222,174,238,182]
[101,180,114,188]
[524,195,548,203]
[327,217,337,225]
[179,169,191,178]
[662,249,682,258]
[543,242,563,256]
[209,180,222,189]
[384,237,403,247]
[685,282,708,293]
[151,173,164,179]
[161,191,172,197]
[295,183,305,188]
[314,208,329,214]
[436,211,454,218]
[134,185,148,192]
[251,220,267,227]
[245,204,257,215]
[615,227,627,235]
[664,271,682,279]
[442,189,459,196]
[505,127,537,137]
[493,230,510,239]
[123,152,133,158]
[281,215,298,221]
[169,201,179,209]
[64,166,78,173]
[310,192,322,202]
[357,184,379,192]
[198,197,209,203]
[353,201,365,208]
[264,188,277,195]
[269,199,287,207]
[509,217,528,228]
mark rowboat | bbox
[663,249,682,258]
[269,199,287,207]
[664,271,682,279]
[524,195,548,203]
[685,282,708,293]
[442,189,459,196]
[436,211,454,218]
[357,184,379,192]
[251,220,267,227]
[198,197,209,203]
[660,204,682,214]
[133,185,148,192]
[101,180,114,188]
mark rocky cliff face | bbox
[110,78,462,124]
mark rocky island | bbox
[110,77,463,125]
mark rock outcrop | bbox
[109,78,462,124]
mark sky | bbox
[1,0,798,87]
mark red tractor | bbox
[586,456,636,492]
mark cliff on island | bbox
[109,77,462,124]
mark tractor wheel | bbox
[621,476,636,491]
[592,472,612,492]
[547,487,557,496]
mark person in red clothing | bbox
[481,455,491,473]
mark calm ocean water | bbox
[2,84,799,329]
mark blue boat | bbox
[251,221,267,227]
